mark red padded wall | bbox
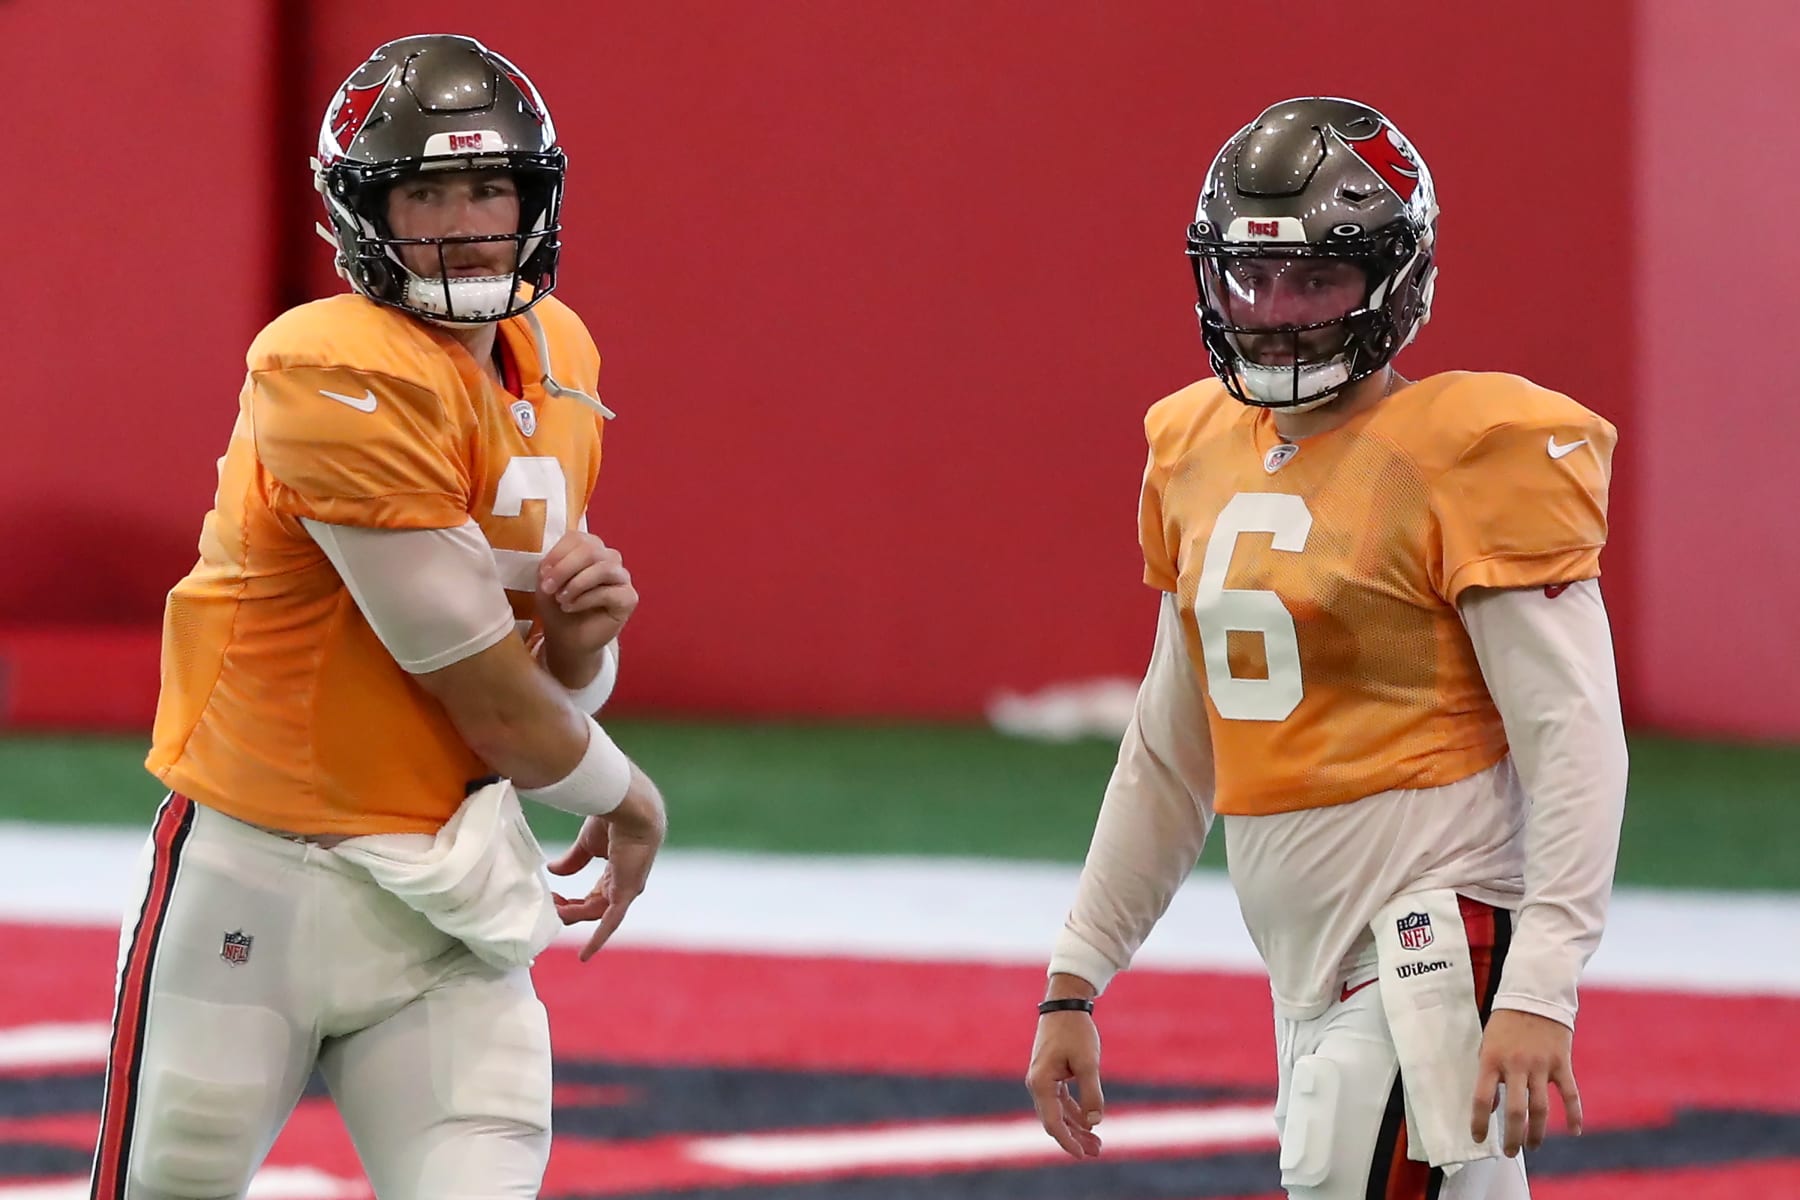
[3,0,277,624]
[295,1,1639,716]
[1632,0,1800,739]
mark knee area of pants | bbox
[1279,1054,1348,1197]
[128,999,293,1196]
[438,991,553,1132]
[131,1071,262,1196]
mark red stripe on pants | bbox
[89,793,194,1199]
[1375,896,1507,1200]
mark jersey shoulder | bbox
[246,295,462,452]
[1382,371,1618,477]
[245,298,472,527]
[1144,378,1245,469]
[248,294,450,389]
[528,295,598,357]
[512,294,602,395]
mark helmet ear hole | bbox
[355,260,391,296]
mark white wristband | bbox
[516,715,632,816]
[567,641,620,713]
[533,640,620,714]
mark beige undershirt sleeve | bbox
[1048,593,1218,993]
[1460,578,1628,1027]
[302,518,518,674]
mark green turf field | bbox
[2,724,1794,891]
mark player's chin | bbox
[409,260,515,280]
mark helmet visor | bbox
[1194,253,1371,366]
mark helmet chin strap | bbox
[523,308,615,419]
[309,211,611,419]
[414,294,618,420]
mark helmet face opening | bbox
[1187,98,1439,409]
[314,35,566,324]
[1187,229,1421,409]
[329,155,565,324]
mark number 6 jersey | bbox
[1140,371,1615,816]
[147,293,605,835]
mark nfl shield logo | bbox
[220,930,253,966]
[1396,912,1434,951]
[1263,443,1299,474]
[510,399,537,437]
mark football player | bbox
[89,35,664,1199]
[1025,98,1627,1199]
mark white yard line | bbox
[0,1022,110,1069]
[0,1167,368,1199]
[688,1103,1276,1173]
[1,824,1796,995]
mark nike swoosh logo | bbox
[319,387,378,413]
[1547,435,1588,460]
[1339,977,1377,1003]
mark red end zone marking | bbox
[1534,1162,1800,1199]
[3,927,1797,1197]
[539,1104,1278,1196]
[5,927,1799,1109]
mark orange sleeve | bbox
[251,366,471,529]
[1139,437,1179,593]
[1429,412,1616,605]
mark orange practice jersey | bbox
[148,294,605,835]
[1140,371,1615,817]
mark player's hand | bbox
[1025,994,1106,1159]
[536,531,637,660]
[1471,1008,1583,1156]
[546,765,666,962]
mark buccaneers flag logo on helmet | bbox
[503,68,546,124]
[326,70,394,157]
[1343,126,1421,203]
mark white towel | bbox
[1372,888,1502,1167]
[329,779,560,971]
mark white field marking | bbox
[0,1167,369,1199]
[0,1022,110,1069]
[687,1103,1277,1173]
[1,824,1797,995]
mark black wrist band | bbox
[1037,997,1096,1015]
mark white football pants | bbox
[89,795,552,1199]
[1272,898,1530,1200]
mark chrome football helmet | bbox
[313,34,566,324]
[1187,97,1438,410]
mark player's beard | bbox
[1231,327,1354,410]
[1236,325,1350,367]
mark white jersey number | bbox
[490,456,571,593]
[1193,492,1313,722]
